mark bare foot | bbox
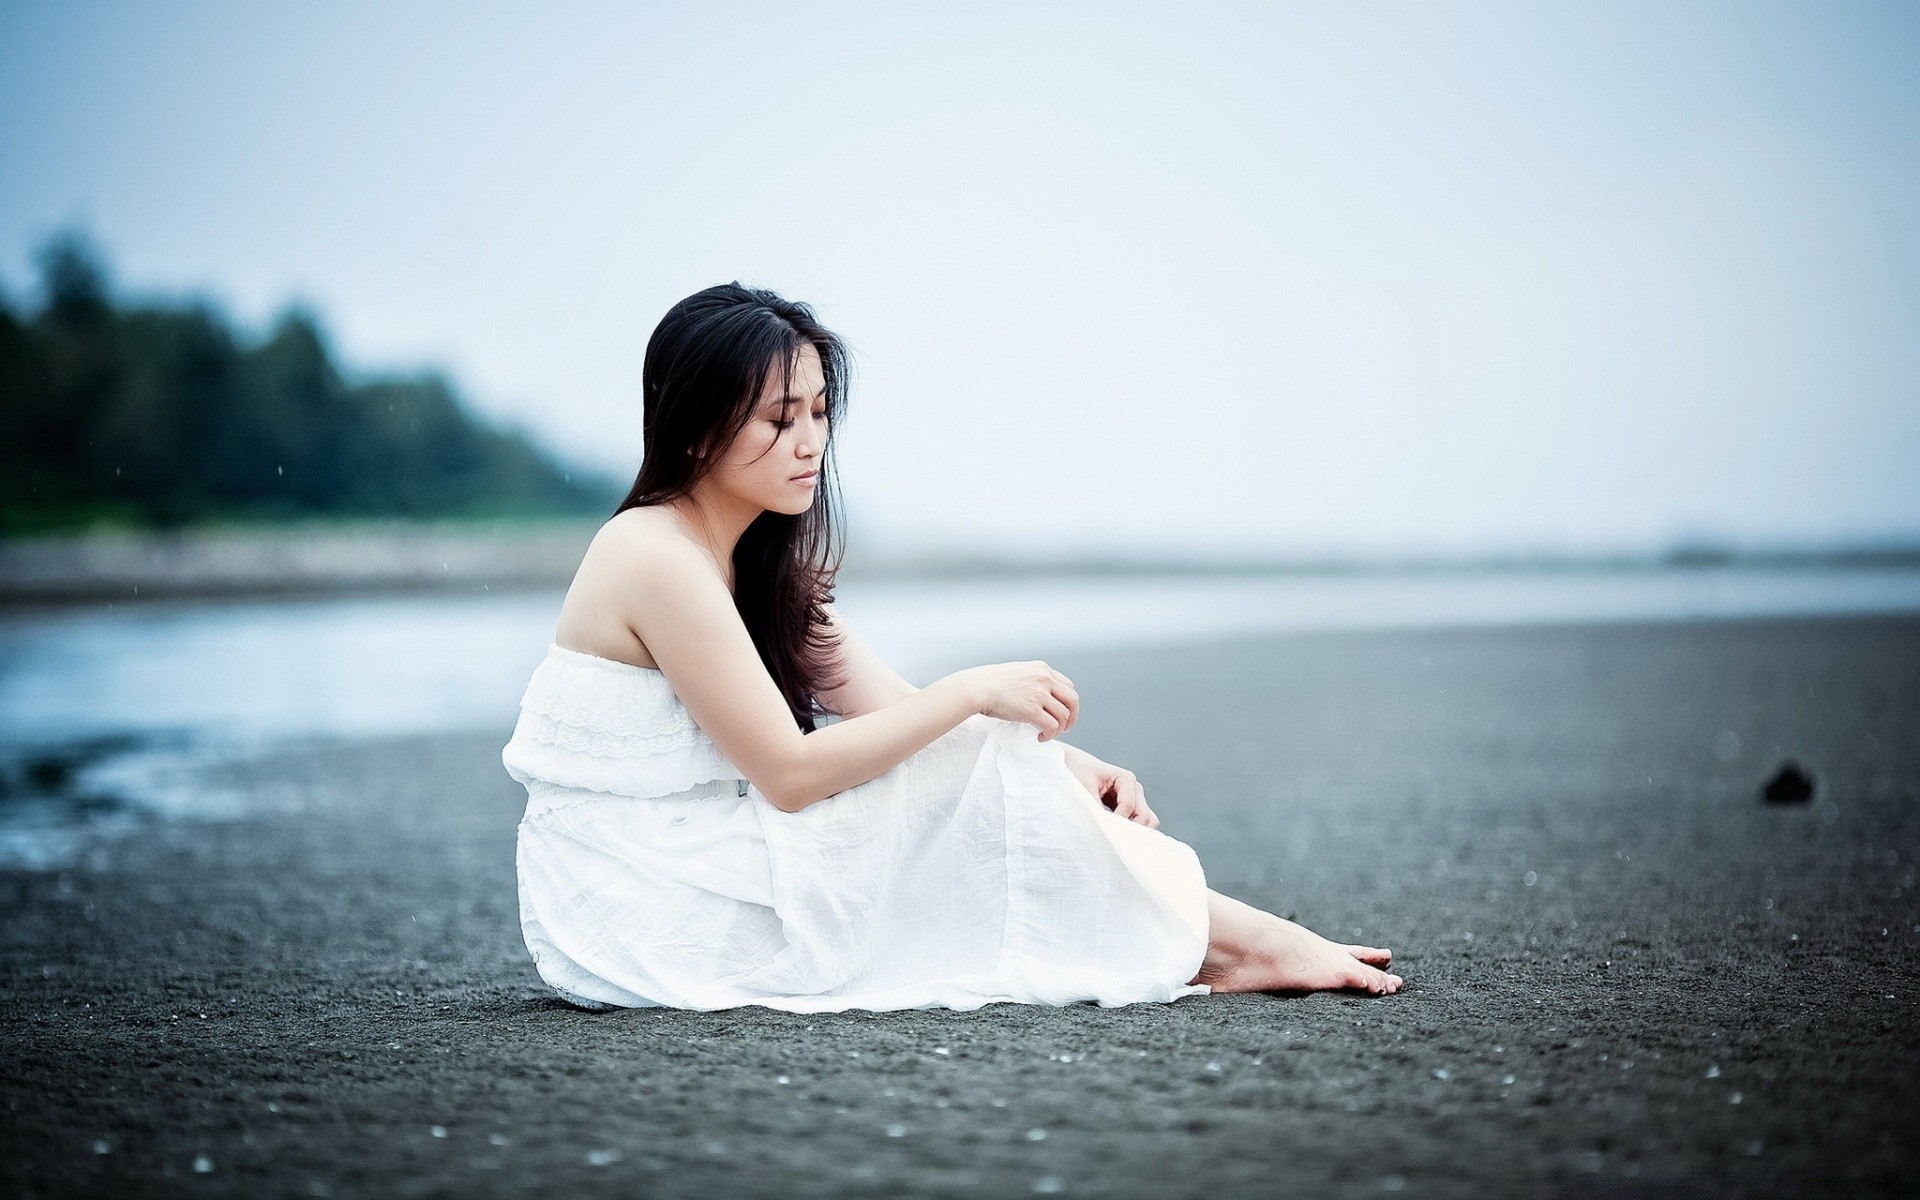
[1195,908,1403,996]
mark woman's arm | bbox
[612,528,982,814]
[810,605,1160,828]
[806,602,1169,819]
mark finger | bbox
[1034,701,1066,740]
[1118,781,1154,827]
[1052,685,1080,732]
[1051,699,1078,738]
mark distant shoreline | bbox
[2,519,1918,606]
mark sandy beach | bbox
[2,612,1916,1197]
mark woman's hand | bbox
[949,661,1079,741]
[1062,744,1160,829]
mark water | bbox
[2,565,1916,868]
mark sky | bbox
[2,1,1916,561]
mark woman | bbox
[502,282,1404,1012]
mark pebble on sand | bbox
[1762,761,1814,804]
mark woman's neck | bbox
[662,488,760,589]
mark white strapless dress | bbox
[501,642,1212,1013]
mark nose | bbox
[797,420,824,461]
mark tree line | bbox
[0,232,619,534]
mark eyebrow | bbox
[764,387,828,411]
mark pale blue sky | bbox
[3,1,1916,559]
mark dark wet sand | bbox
[3,613,1917,1198]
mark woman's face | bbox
[711,341,829,516]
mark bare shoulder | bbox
[592,505,686,563]
[554,507,723,668]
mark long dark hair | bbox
[614,282,853,732]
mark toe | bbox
[1342,944,1394,967]
[1359,964,1406,996]
[1345,963,1392,994]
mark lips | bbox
[791,471,818,482]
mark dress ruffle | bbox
[501,643,745,799]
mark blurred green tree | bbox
[0,231,618,534]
